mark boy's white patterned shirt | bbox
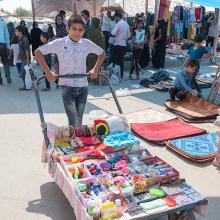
[39,36,103,87]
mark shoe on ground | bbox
[7,77,12,84]
[42,88,51,92]
[135,76,140,80]
[19,87,31,91]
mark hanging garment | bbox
[158,0,171,20]
[195,7,201,21]
[172,6,180,24]
[189,8,196,23]
[177,21,184,33]
[167,11,171,37]
[179,6,184,21]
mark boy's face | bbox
[187,66,197,74]
[137,22,143,29]
[40,35,46,43]
[67,23,85,42]
[15,30,22,38]
[194,42,201,47]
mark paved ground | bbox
[0,62,220,220]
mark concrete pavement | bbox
[0,62,220,220]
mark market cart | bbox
[34,74,208,220]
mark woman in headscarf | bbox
[152,19,167,69]
[20,20,31,43]
[86,17,105,72]
[30,22,42,56]
[55,14,68,38]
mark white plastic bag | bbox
[116,88,131,97]
[24,65,33,89]
[110,74,120,85]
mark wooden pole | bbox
[72,0,77,15]
[93,0,96,16]
[31,0,35,22]
[123,0,125,10]
[213,9,220,58]
[146,0,148,14]
[154,0,160,26]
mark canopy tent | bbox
[32,0,104,17]
[102,0,124,12]
[186,0,220,9]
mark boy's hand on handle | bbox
[46,71,56,82]
[89,69,98,80]
[190,89,198,97]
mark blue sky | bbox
[0,0,31,12]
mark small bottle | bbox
[101,203,109,220]
[93,199,102,220]
[108,202,117,219]
[87,200,96,217]
[115,199,123,217]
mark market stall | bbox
[34,74,207,220]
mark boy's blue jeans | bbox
[62,86,88,127]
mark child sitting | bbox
[169,60,200,101]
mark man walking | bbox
[0,16,11,85]
[101,10,112,51]
[112,11,130,79]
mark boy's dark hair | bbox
[41,31,49,40]
[11,35,19,44]
[186,60,199,68]
[137,18,144,24]
[59,10,66,16]
[81,10,90,18]
[68,15,86,29]
[194,34,203,43]
[16,25,24,34]
[114,10,123,18]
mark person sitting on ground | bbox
[169,60,200,101]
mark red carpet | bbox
[131,119,206,144]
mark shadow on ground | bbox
[26,182,76,220]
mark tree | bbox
[14,7,32,17]
[0,8,10,14]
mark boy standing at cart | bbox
[35,15,105,126]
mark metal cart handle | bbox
[34,73,123,148]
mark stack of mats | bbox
[166,133,218,163]
[165,94,219,123]
[130,118,206,145]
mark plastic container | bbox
[66,163,91,181]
